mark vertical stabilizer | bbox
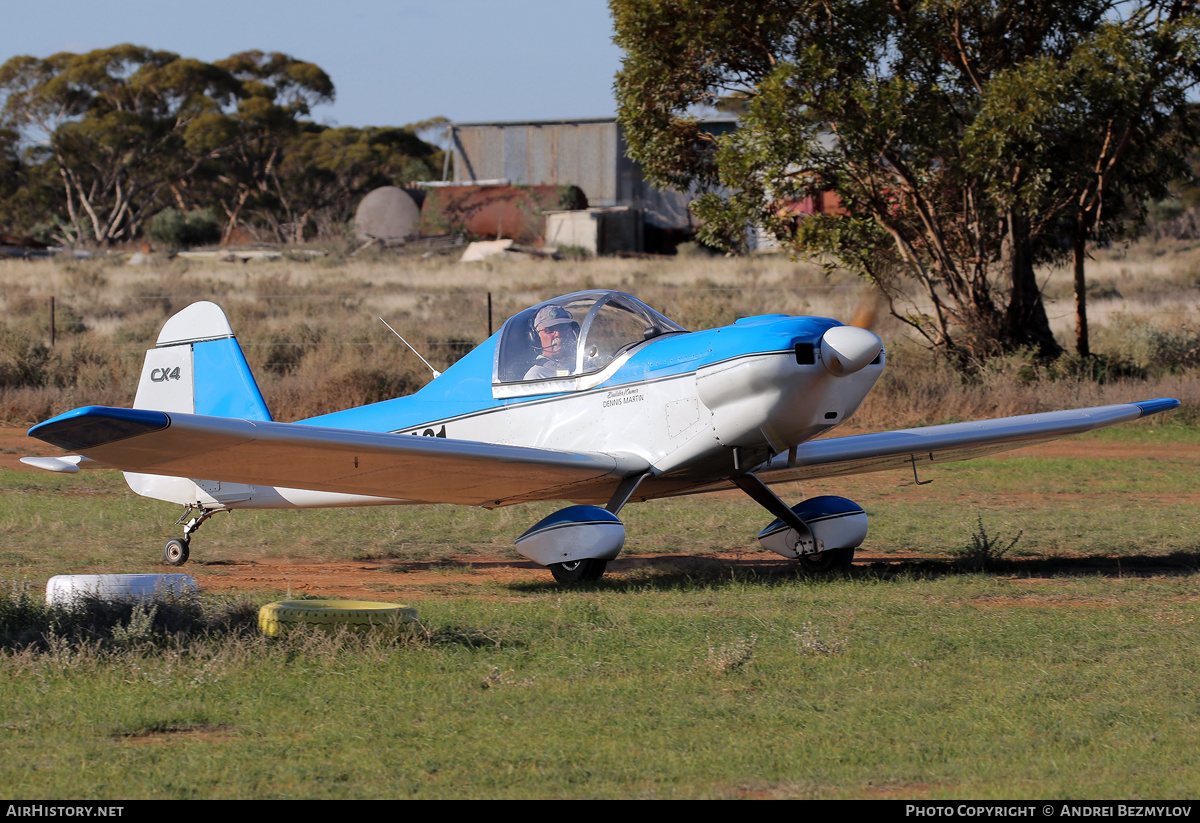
[133,302,272,421]
[126,302,269,506]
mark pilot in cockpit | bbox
[524,305,579,380]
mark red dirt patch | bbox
[116,724,238,745]
[0,426,49,468]
[188,552,927,601]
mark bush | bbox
[0,324,50,388]
[0,576,261,651]
[1092,315,1200,376]
[146,208,222,249]
[953,515,1023,570]
[554,244,592,259]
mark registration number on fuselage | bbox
[404,425,447,438]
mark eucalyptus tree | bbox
[255,125,439,244]
[0,127,48,235]
[191,50,335,242]
[613,0,1200,364]
[0,45,242,246]
[0,46,341,247]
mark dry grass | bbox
[1039,238,1200,342]
[1,244,1195,427]
[850,344,1200,430]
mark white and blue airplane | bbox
[24,289,1180,582]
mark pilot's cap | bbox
[534,306,574,330]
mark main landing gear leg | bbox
[164,506,219,566]
[730,473,820,554]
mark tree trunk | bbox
[1001,210,1062,359]
[1072,230,1090,358]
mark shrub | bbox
[953,515,1022,570]
[1092,315,1200,376]
[146,208,222,249]
[554,244,592,258]
[0,324,50,388]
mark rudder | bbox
[133,302,272,421]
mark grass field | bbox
[4,565,1200,798]
[2,427,1197,798]
[1,243,1197,798]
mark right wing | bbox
[27,405,650,507]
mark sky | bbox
[3,0,624,135]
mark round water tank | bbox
[354,186,420,246]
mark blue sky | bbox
[3,1,623,132]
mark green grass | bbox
[1061,422,1200,445]
[3,575,1200,798]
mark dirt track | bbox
[181,552,823,600]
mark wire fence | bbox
[19,281,1199,356]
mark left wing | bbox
[27,406,650,507]
[636,399,1180,500]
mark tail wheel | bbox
[164,538,190,567]
[550,558,608,583]
[797,547,855,572]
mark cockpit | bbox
[493,290,686,396]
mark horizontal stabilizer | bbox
[20,454,98,473]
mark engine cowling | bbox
[695,319,884,452]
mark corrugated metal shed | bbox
[453,119,620,205]
[449,117,737,234]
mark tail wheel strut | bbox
[164,506,220,566]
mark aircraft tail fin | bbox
[133,302,272,421]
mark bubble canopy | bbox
[493,290,686,387]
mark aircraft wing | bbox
[751,399,1179,484]
[27,406,650,507]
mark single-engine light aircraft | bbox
[25,290,1179,582]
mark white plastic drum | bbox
[45,574,198,607]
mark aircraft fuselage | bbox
[302,314,885,500]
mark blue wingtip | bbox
[1134,398,1181,418]
[28,406,170,451]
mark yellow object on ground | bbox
[258,600,419,637]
